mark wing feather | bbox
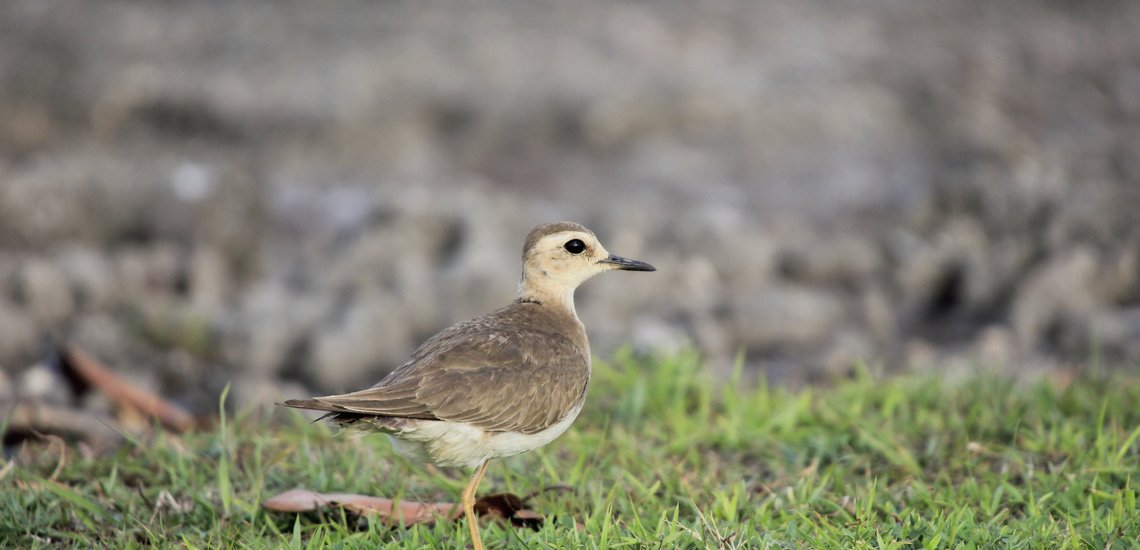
[282,303,590,434]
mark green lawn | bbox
[3,350,1138,548]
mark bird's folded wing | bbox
[282,377,439,420]
[283,331,589,435]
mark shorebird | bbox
[282,221,655,549]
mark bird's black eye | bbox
[564,239,586,254]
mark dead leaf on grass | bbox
[474,492,547,528]
[263,488,548,528]
[263,488,457,525]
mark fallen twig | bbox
[3,401,126,443]
[61,346,197,433]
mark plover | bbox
[282,221,655,549]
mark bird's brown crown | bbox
[522,222,594,259]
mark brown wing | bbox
[413,330,589,433]
[282,304,590,434]
[281,376,439,421]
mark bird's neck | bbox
[517,278,580,321]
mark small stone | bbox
[0,299,38,365]
[56,246,119,310]
[190,246,231,312]
[0,368,11,401]
[779,233,881,284]
[19,363,68,404]
[308,289,413,390]
[730,284,845,350]
[974,325,1018,367]
[1011,247,1098,350]
[70,313,131,361]
[859,284,897,345]
[237,283,332,378]
[17,258,75,325]
[630,316,690,356]
[821,330,874,374]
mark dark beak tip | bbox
[604,254,656,272]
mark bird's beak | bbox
[599,254,656,272]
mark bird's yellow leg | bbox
[461,460,491,550]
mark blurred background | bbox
[1,1,1138,416]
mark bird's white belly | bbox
[388,402,584,469]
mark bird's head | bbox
[518,222,655,313]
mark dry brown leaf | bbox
[263,488,548,529]
[263,488,457,525]
[61,346,197,433]
[474,492,546,528]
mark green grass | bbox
[3,350,1139,548]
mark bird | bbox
[281,221,655,549]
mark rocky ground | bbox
[1,1,1138,416]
